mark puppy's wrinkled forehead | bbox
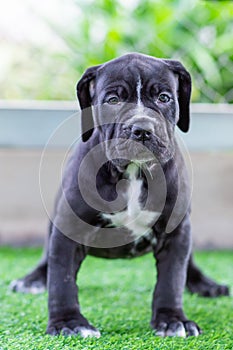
[94,56,178,99]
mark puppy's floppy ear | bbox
[164,59,192,132]
[76,64,102,142]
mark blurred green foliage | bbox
[1,0,233,102]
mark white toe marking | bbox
[192,328,199,337]
[166,324,186,337]
[28,285,46,294]
[151,237,157,246]
[176,324,186,338]
[189,325,199,337]
[78,327,101,338]
[156,330,165,337]
[10,280,46,294]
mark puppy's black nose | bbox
[131,126,151,141]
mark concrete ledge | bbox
[0,102,233,150]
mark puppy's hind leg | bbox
[10,258,47,294]
[186,254,229,297]
[10,221,52,294]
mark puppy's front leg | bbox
[46,228,100,338]
[151,217,201,337]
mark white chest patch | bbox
[102,163,160,239]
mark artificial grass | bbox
[0,248,232,350]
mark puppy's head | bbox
[76,53,191,167]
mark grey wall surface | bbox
[0,102,232,248]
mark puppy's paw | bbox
[151,308,202,338]
[46,320,101,338]
[187,277,230,297]
[10,278,46,294]
[154,320,201,337]
[10,266,47,294]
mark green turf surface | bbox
[0,248,232,349]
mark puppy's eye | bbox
[107,96,119,105]
[158,94,170,103]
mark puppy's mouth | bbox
[116,138,171,161]
[106,139,173,173]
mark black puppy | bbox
[12,53,229,338]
